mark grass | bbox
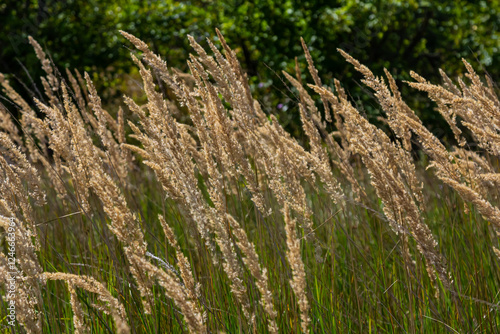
[20,162,500,333]
[1,29,500,333]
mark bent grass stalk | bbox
[0,31,499,334]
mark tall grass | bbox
[0,29,499,333]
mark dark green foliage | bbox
[1,0,499,136]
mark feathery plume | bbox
[44,273,130,334]
[283,205,310,332]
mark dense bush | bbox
[1,0,499,136]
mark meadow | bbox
[1,30,500,333]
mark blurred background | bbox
[1,0,499,140]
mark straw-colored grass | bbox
[0,30,499,333]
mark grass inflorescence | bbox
[0,30,500,333]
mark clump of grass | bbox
[0,29,499,334]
